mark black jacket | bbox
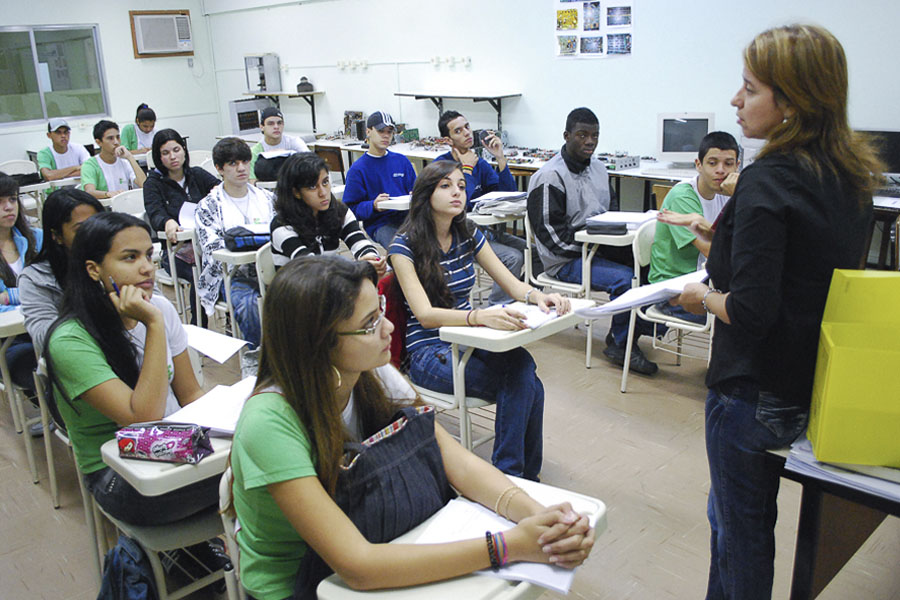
[143,167,220,232]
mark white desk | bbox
[0,309,26,433]
[101,436,233,497]
[20,176,81,219]
[318,475,607,600]
[251,181,344,201]
[438,298,594,448]
[211,248,258,341]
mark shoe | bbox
[29,421,55,438]
[605,332,615,347]
[603,341,659,375]
[162,538,231,593]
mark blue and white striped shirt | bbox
[389,227,486,353]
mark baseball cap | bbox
[366,111,396,131]
[48,118,70,132]
[260,107,283,125]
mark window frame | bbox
[0,23,110,128]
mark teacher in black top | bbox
[673,25,881,600]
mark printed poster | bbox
[554,0,634,59]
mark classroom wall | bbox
[0,0,220,163]
[205,0,900,157]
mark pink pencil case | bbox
[116,422,214,464]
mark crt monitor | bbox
[856,130,900,177]
[657,113,715,166]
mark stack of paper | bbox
[164,376,256,436]
[473,191,527,216]
[586,210,658,230]
[576,270,708,318]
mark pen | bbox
[109,276,120,296]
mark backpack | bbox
[97,535,159,600]
[253,154,289,182]
[223,226,270,252]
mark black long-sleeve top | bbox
[143,167,220,232]
[705,152,872,408]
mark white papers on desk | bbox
[414,499,579,594]
[473,191,527,217]
[874,196,900,210]
[378,195,411,210]
[184,325,248,363]
[587,210,658,230]
[163,376,256,435]
[499,302,558,329]
[575,270,709,318]
[178,202,196,229]
[785,437,900,502]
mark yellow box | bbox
[808,270,900,467]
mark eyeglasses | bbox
[337,295,387,336]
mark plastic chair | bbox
[110,188,145,216]
[620,219,713,392]
[200,158,220,179]
[0,159,42,214]
[219,467,248,600]
[254,243,275,324]
[145,151,155,169]
[190,150,213,166]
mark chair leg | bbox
[676,330,684,366]
[78,477,104,589]
[13,388,40,483]
[585,319,593,369]
[35,372,59,508]
[620,309,638,393]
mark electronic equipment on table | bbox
[657,112,715,167]
[245,53,281,93]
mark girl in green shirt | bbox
[121,103,156,154]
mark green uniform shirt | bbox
[36,147,58,171]
[120,123,138,151]
[79,156,108,192]
[231,392,318,600]
[648,182,704,283]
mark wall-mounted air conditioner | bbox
[129,10,194,59]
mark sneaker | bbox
[161,538,231,593]
[29,421,55,438]
[603,341,659,375]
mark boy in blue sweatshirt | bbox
[342,111,415,248]
[435,110,526,303]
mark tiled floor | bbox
[1,310,898,599]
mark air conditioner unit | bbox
[131,11,194,57]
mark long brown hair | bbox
[253,255,411,495]
[744,24,883,203]
[395,160,474,308]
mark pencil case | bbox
[586,222,628,235]
[116,421,214,464]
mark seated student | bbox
[230,255,593,599]
[37,118,90,182]
[649,131,740,324]
[120,103,156,154]
[249,107,310,181]
[196,137,273,350]
[527,107,657,375]
[389,161,569,479]
[434,110,526,303]
[143,128,220,325]
[342,111,415,249]
[270,152,386,276]
[81,120,146,201]
[0,173,43,409]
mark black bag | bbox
[586,221,628,235]
[253,154,289,182]
[223,226,270,252]
[292,405,455,598]
[11,172,41,186]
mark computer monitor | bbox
[657,113,715,166]
[856,130,900,176]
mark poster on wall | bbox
[554,0,633,59]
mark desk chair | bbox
[254,243,275,324]
[200,158,220,179]
[0,159,42,215]
[652,183,674,210]
[523,214,594,366]
[110,188,145,215]
[219,467,248,600]
[620,219,713,392]
[190,150,213,166]
[315,146,346,183]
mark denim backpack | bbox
[97,535,158,600]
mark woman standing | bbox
[673,25,880,599]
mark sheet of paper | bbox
[496,301,557,329]
[785,437,900,501]
[178,202,197,229]
[260,149,295,159]
[163,376,256,435]
[184,324,248,363]
[474,191,527,202]
[575,270,708,317]
[378,196,411,211]
[586,210,658,228]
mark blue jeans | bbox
[222,280,261,348]
[84,466,220,526]
[484,229,526,304]
[555,256,635,345]
[372,223,399,250]
[408,344,544,480]
[6,334,36,393]
[654,299,707,325]
[705,385,807,600]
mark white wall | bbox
[1,0,220,163]
[205,0,900,156]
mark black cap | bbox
[366,111,396,131]
[260,107,283,124]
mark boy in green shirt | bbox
[80,120,146,201]
[649,131,739,323]
[36,118,90,181]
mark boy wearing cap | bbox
[249,107,309,181]
[434,110,525,303]
[37,118,90,181]
[81,120,146,200]
[342,111,416,248]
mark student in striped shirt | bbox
[389,160,569,480]
[270,153,386,275]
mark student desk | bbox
[101,437,233,496]
[211,248,258,341]
[318,475,606,600]
[437,298,594,448]
[766,449,900,599]
[20,176,81,218]
[0,308,27,434]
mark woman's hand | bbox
[474,306,527,331]
[657,209,714,243]
[506,505,594,568]
[536,292,570,315]
[164,219,182,244]
[361,254,387,277]
[672,282,709,315]
[109,285,163,325]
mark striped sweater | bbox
[270,200,378,268]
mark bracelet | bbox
[496,532,508,567]
[466,309,475,326]
[501,487,525,520]
[493,485,518,515]
[485,531,500,570]
[523,288,536,305]
[702,287,721,313]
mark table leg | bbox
[451,343,476,450]
[581,243,600,369]
[789,487,887,599]
[1,335,22,432]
